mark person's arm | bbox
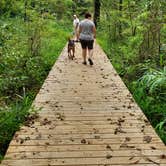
[75,23,79,30]
[76,19,79,29]
[77,25,82,40]
[93,26,96,39]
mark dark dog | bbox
[68,39,75,60]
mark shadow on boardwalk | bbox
[1,42,166,165]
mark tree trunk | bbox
[139,0,162,61]
[94,0,100,28]
[24,0,27,22]
[119,0,123,37]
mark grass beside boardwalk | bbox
[0,17,71,161]
[0,96,33,160]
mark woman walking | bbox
[78,13,96,65]
[73,14,79,40]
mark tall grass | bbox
[0,96,33,160]
[41,20,72,69]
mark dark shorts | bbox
[80,40,94,49]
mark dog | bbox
[68,38,75,60]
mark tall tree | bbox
[24,0,28,22]
[94,0,100,27]
[139,0,162,61]
[119,0,123,36]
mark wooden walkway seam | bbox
[1,42,166,166]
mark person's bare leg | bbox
[82,48,87,64]
[88,49,93,65]
[74,28,77,40]
[88,49,93,59]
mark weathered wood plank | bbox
[12,133,159,140]
[5,150,166,159]
[2,157,166,166]
[10,137,162,146]
[6,144,166,153]
[18,126,155,134]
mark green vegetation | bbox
[0,96,33,160]
[132,68,166,142]
[97,0,166,143]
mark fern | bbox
[131,67,166,144]
[138,67,166,101]
[156,119,166,143]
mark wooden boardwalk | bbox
[1,42,166,165]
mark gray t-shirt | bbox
[79,19,95,41]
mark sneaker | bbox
[88,58,93,65]
[82,61,87,65]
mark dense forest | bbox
[0,0,165,161]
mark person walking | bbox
[73,14,79,40]
[78,12,96,65]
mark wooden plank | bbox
[2,157,166,166]
[7,144,166,153]
[26,120,150,126]
[12,133,160,141]
[38,110,141,115]
[5,149,166,159]
[25,119,150,125]
[19,125,154,134]
[34,116,148,121]
[10,137,162,146]
[18,126,155,134]
[37,112,144,118]
[35,108,141,113]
